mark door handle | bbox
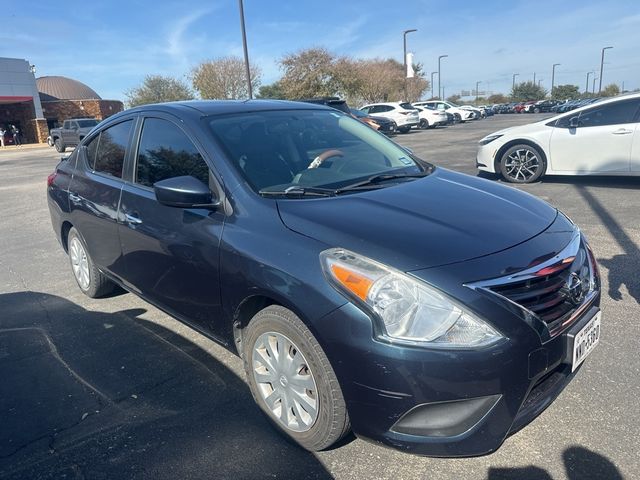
[68,193,81,202]
[612,128,634,135]
[124,213,143,225]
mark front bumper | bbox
[476,143,498,172]
[317,297,599,457]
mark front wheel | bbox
[54,139,66,153]
[242,305,350,451]
[419,119,429,129]
[499,144,546,183]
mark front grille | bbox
[470,234,598,338]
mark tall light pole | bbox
[438,55,448,100]
[238,0,253,99]
[551,63,560,96]
[475,81,481,103]
[430,71,437,99]
[598,46,613,93]
[538,79,543,88]
[593,76,598,95]
[586,71,594,94]
[403,29,417,99]
[533,72,536,84]
[512,73,519,91]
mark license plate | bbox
[572,311,601,372]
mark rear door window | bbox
[93,120,133,178]
[135,117,210,188]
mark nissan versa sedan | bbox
[47,100,601,457]
[477,93,640,183]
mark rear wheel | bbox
[499,144,546,183]
[419,119,429,129]
[67,227,115,298]
[54,139,66,153]
[242,305,350,451]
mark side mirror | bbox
[154,175,220,209]
[569,116,580,128]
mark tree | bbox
[511,81,547,101]
[125,75,194,107]
[446,94,462,104]
[192,57,261,100]
[601,83,621,97]
[487,93,509,104]
[256,81,287,99]
[279,47,339,99]
[551,84,580,100]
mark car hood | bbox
[277,168,557,271]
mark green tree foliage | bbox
[125,75,194,107]
[511,81,547,101]
[601,83,621,97]
[256,81,287,99]
[192,56,261,99]
[551,84,580,100]
[487,93,509,104]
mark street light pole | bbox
[598,46,613,94]
[438,55,448,100]
[238,0,252,99]
[512,73,519,91]
[430,71,437,99]
[593,76,598,95]
[475,81,481,103]
[538,79,543,88]
[585,71,594,94]
[403,29,417,100]
[533,72,536,84]
[551,63,560,96]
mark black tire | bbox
[499,144,546,183]
[67,227,115,298]
[428,123,437,129]
[419,119,429,129]
[398,126,411,134]
[242,305,350,451]
[55,139,66,153]
[533,108,540,113]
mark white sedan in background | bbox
[414,100,475,122]
[476,93,640,183]
[414,106,448,129]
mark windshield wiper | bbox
[335,171,430,194]
[259,186,337,197]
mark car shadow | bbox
[0,291,333,480]
[575,186,640,305]
[487,445,623,479]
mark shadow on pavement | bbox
[575,186,640,304]
[487,445,623,480]
[0,291,332,480]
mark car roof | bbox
[120,99,331,119]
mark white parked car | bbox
[414,101,475,122]
[476,93,640,183]
[460,105,484,119]
[414,106,448,129]
[359,102,419,133]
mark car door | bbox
[628,108,640,172]
[548,98,640,174]
[118,114,226,337]
[68,118,135,281]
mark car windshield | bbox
[208,109,429,195]
[77,120,98,128]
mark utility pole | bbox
[430,71,437,99]
[551,63,560,96]
[438,55,448,99]
[238,0,252,99]
[598,46,613,94]
[586,71,594,94]
[403,29,417,100]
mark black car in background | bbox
[47,100,601,457]
[350,108,397,135]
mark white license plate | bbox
[572,311,601,372]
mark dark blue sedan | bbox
[47,100,601,456]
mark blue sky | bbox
[3,0,640,101]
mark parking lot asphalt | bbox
[1,114,638,479]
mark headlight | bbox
[479,134,503,145]
[320,248,503,348]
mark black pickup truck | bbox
[49,118,99,152]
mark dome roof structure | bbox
[37,76,102,101]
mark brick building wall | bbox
[1,101,39,144]
[42,99,124,127]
